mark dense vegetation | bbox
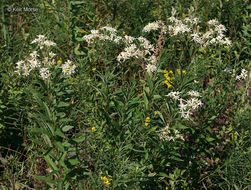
[0,0,250,189]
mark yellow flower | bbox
[104,181,111,187]
[81,29,86,33]
[162,69,173,88]
[57,59,62,64]
[101,176,108,181]
[145,117,150,123]
[145,122,149,126]
[100,175,112,187]
[91,127,96,132]
[177,69,186,75]
[164,70,173,75]
[154,111,158,115]
[48,7,54,13]
[163,80,172,88]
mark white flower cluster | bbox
[31,35,56,49]
[168,8,192,36]
[223,68,248,81]
[166,91,180,100]
[158,124,185,142]
[142,7,231,47]
[236,69,248,80]
[166,90,203,120]
[117,36,156,63]
[117,36,158,73]
[15,51,55,79]
[187,90,201,97]
[100,26,117,34]
[61,60,76,75]
[83,26,123,45]
[204,19,231,46]
[146,63,157,73]
[142,20,167,33]
[84,26,158,73]
[178,97,203,119]
[15,35,76,79]
[39,68,50,80]
[123,35,135,44]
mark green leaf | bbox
[158,172,169,178]
[55,112,66,118]
[157,111,166,125]
[31,139,51,149]
[54,141,65,152]
[153,95,161,100]
[44,155,59,171]
[71,1,85,5]
[68,159,80,166]
[148,173,156,177]
[57,102,69,108]
[58,151,68,169]
[72,136,85,143]
[62,141,71,147]
[62,125,74,132]
[206,137,215,142]
[146,72,153,91]
[59,118,73,123]
[55,128,67,138]
[170,156,184,162]
[175,123,189,130]
[143,91,149,109]
[32,175,57,185]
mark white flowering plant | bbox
[15,35,77,80]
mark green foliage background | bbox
[0,0,250,189]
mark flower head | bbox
[188,90,201,97]
[61,60,76,75]
[40,68,50,80]
[100,175,112,187]
[236,69,248,80]
[166,91,180,100]
[146,64,157,73]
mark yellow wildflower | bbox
[163,69,173,75]
[100,175,112,187]
[91,127,96,132]
[162,69,173,88]
[48,7,54,13]
[177,69,186,75]
[104,181,111,187]
[145,117,150,123]
[163,80,172,88]
[100,176,108,181]
[81,29,86,33]
[145,117,150,126]
[57,59,62,64]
